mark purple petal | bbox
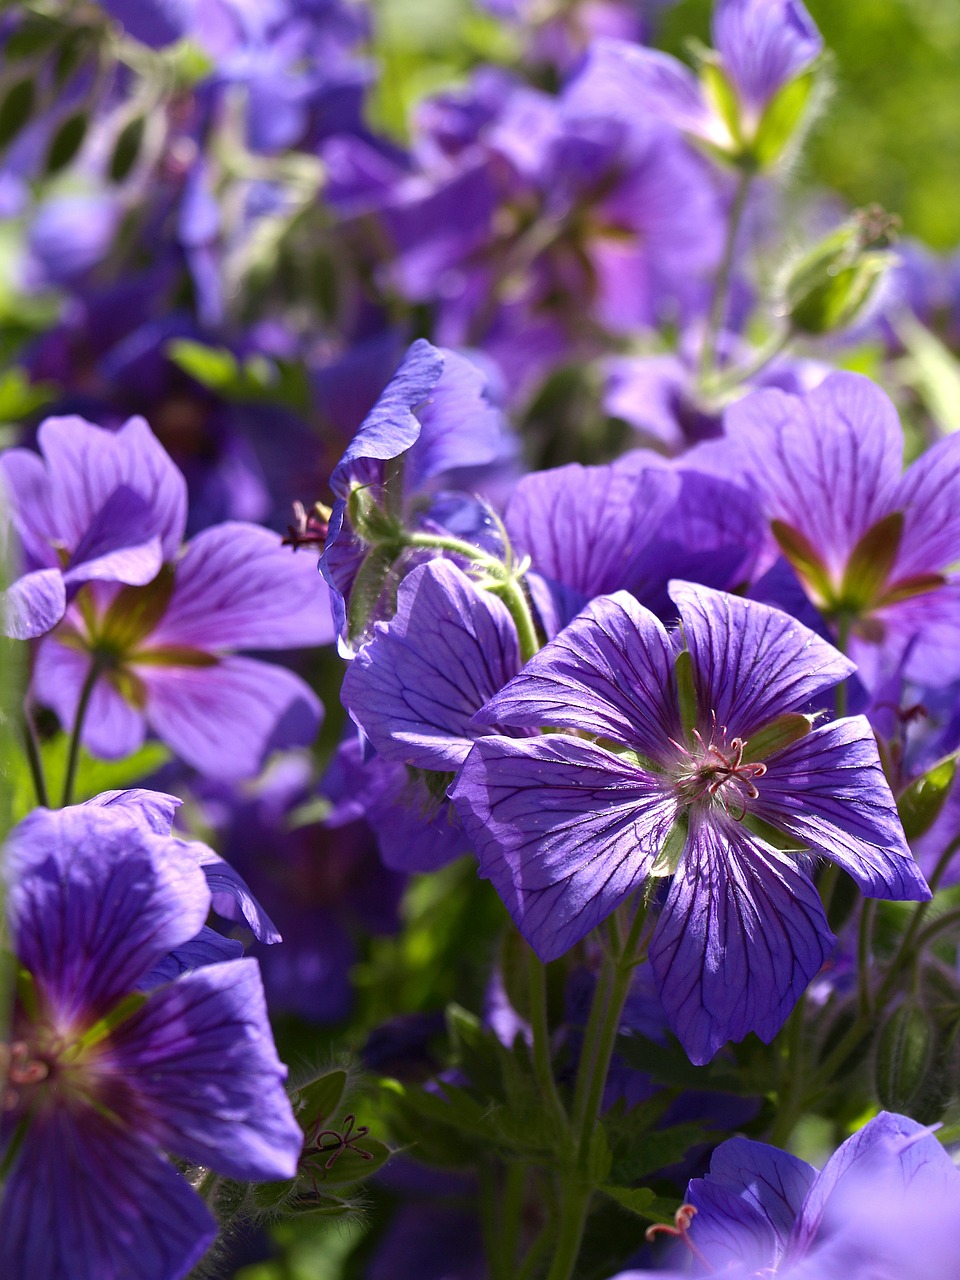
[149,522,334,651]
[891,433,960,578]
[712,0,822,115]
[503,459,681,599]
[84,788,181,835]
[38,414,187,562]
[33,637,148,759]
[0,447,58,567]
[328,339,445,499]
[650,816,834,1064]
[342,560,521,770]
[98,0,195,48]
[788,1112,960,1266]
[753,718,929,900]
[475,591,680,762]
[142,655,322,779]
[693,1137,816,1259]
[62,485,163,588]
[0,1109,216,1280]
[2,568,65,638]
[684,1178,779,1274]
[107,959,302,1181]
[142,927,244,987]
[6,805,210,1022]
[403,347,506,493]
[724,374,902,582]
[451,735,675,961]
[194,846,281,943]
[669,581,854,740]
[566,38,723,146]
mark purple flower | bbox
[0,799,302,1280]
[613,1111,960,1279]
[722,371,960,688]
[33,520,332,778]
[320,339,509,649]
[451,582,928,1063]
[341,559,524,771]
[579,0,822,158]
[0,414,187,639]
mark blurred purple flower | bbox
[0,414,187,639]
[0,799,302,1280]
[612,1111,960,1279]
[33,520,332,777]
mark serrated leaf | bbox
[610,1123,707,1183]
[599,1185,664,1219]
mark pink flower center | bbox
[671,725,767,819]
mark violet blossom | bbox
[451,582,928,1063]
[0,798,303,1280]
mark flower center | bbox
[671,726,767,820]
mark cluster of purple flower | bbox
[4,0,960,1277]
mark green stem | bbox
[527,946,568,1133]
[545,1184,592,1280]
[20,707,48,809]
[547,902,649,1280]
[858,899,877,1016]
[61,661,100,808]
[699,166,754,379]
[833,614,851,718]
[407,530,541,662]
[705,325,792,397]
[912,905,960,953]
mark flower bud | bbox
[780,206,899,336]
[874,1002,946,1123]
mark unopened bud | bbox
[781,206,900,336]
[874,1002,945,1123]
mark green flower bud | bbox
[781,206,899,336]
[874,1002,946,1123]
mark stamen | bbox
[646,1204,714,1270]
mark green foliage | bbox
[10,737,172,822]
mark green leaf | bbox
[45,112,87,174]
[599,1185,674,1222]
[0,79,36,151]
[166,339,240,392]
[770,520,834,605]
[609,1123,707,1184]
[896,314,960,434]
[304,1137,391,1187]
[110,115,146,182]
[897,755,958,841]
[751,68,817,167]
[294,1069,348,1134]
[12,739,172,823]
[0,367,57,423]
